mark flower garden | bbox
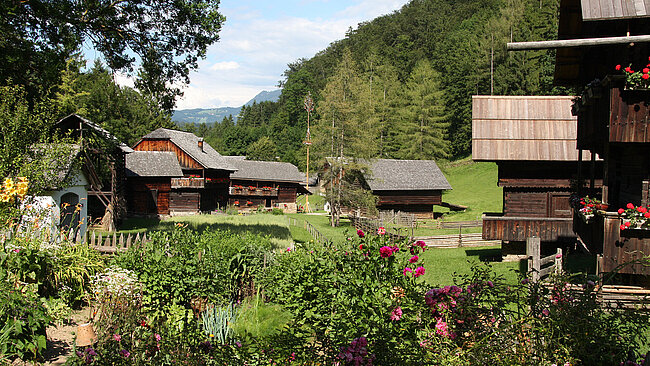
[2,180,650,365]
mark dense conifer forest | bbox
[190,0,569,169]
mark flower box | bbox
[617,203,650,231]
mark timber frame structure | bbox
[472,96,602,254]
[511,0,650,278]
[53,114,133,231]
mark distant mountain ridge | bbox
[172,89,281,125]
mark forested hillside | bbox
[190,0,568,169]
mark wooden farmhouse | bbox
[222,156,310,212]
[131,128,236,214]
[555,0,650,277]
[125,151,183,216]
[509,0,650,277]
[53,114,132,231]
[472,96,602,254]
[365,159,452,219]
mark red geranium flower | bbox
[644,68,650,73]
[627,203,635,209]
[625,221,632,227]
[615,64,621,71]
[620,224,627,231]
[643,74,650,80]
[618,208,625,215]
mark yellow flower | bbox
[209,334,214,338]
[3,178,13,191]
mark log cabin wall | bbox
[133,139,203,170]
[126,178,171,215]
[277,187,297,203]
[170,191,200,213]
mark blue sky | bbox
[115,0,409,110]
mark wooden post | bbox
[458,224,463,247]
[554,248,563,274]
[527,237,541,282]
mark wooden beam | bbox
[507,35,650,51]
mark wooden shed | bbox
[132,128,236,214]
[222,156,310,212]
[472,95,602,251]
[125,151,183,216]
[365,159,452,219]
[53,114,132,231]
[543,0,650,276]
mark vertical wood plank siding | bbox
[134,139,203,169]
[127,178,172,215]
[609,88,650,143]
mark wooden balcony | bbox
[229,187,278,196]
[574,211,650,275]
[171,177,204,189]
[482,213,575,242]
[609,88,650,143]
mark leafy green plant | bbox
[201,304,239,345]
[0,280,51,361]
[232,296,292,339]
[52,241,105,306]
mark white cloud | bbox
[113,72,136,89]
[210,61,240,71]
[175,0,410,109]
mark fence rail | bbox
[289,217,328,243]
[526,237,562,282]
[437,220,482,229]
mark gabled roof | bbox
[223,156,305,183]
[366,159,452,191]
[140,128,236,171]
[581,0,650,20]
[472,95,598,161]
[55,114,134,153]
[125,151,183,178]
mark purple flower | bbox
[390,307,403,321]
[357,229,364,238]
[112,334,121,342]
[409,255,419,263]
[235,341,242,348]
[154,333,162,342]
[379,246,393,258]
[403,267,412,276]
[86,348,97,356]
[542,309,550,316]
[486,281,494,288]
[413,266,426,278]
[119,349,131,358]
[521,278,530,285]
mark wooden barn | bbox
[53,114,132,231]
[472,96,602,254]
[222,156,310,212]
[510,0,650,277]
[132,128,236,214]
[365,159,452,219]
[125,151,183,216]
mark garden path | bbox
[41,308,89,365]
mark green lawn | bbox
[434,158,503,222]
[420,245,522,286]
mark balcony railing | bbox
[482,213,575,242]
[171,177,204,189]
[229,187,278,196]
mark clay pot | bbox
[76,323,98,347]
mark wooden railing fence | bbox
[288,217,328,243]
[437,220,482,229]
[526,237,563,282]
[348,216,409,242]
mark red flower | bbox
[359,244,364,250]
[620,224,627,231]
[377,227,386,235]
[645,212,650,219]
[140,320,148,327]
[643,74,650,80]
[618,208,625,215]
[644,68,650,73]
[627,203,635,209]
[615,64,622,71]
[625,66,633,73]
[625,221,632,227]
[357,229,364,238]
[638,206,647,213]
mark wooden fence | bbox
[437,220,482,229]
[348,216,408,242]
[289,217,328,243]
[526,237,563,282]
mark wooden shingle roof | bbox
[472,95,598,161]
[141,128,236,171]
[223,156,305,183]
[125,151,183,177]
[581,0,650,20]
[366,159,452,191]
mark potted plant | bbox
[617,203,650,230]
[616,57,650,91]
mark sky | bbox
[156,0,410,110]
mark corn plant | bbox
[201,303,238,345]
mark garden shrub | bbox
[261,231,432,364]
[113,227,273,320]
[0,278,51,361]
